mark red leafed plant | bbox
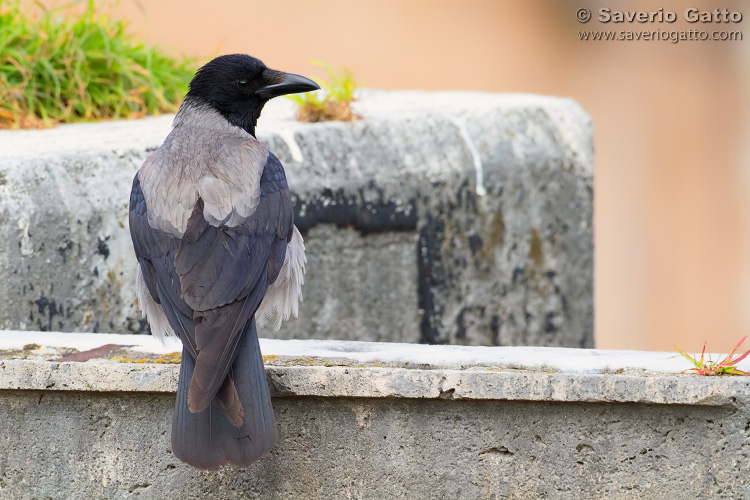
[674,336,750,376]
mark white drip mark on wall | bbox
[17,214,33,256]
[275,127,305,163]
[449,116,486,196]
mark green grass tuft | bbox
[0,0,195,128]
[287,61,360,123]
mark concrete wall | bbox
[0,92,593,347]
[0,331,748,499]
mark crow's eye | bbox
[236,79,250,90]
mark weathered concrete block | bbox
[0,139,151,334]
[279,225,419,342]
[0,91,593,346]
[0,331,748,499]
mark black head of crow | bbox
[128,54,317,470]
[185,54,318,136]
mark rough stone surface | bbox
[1,392,748,500]
[2,359,747,408]
[0,333,749,499]
[0,91,593,347]
[278,226,420,342]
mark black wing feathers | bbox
[130,149,290,469]
[173,154,290,414]
[175,198,276,312]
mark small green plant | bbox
[287,61,359,123]
[0,0,195,128]
[674,336,750,376]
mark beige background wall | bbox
[45,0,749,351]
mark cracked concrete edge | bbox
[1,359,747,407]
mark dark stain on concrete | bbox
[57,240,73,264]
[417,215,445,345]
[468,234,483,256]
[528,228,543,266]
[33,295,58,332]
[97,238,110,259]
[293,183,417,235]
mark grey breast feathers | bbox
[137,123,268,238]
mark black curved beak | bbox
[256,70,320,99]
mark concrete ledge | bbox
[0,91,594,347]
[0,332,749,498]
[1,332,747,407]
[2,360,746,408]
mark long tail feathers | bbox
[171,318,277,470]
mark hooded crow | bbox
[128,54,318,470]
